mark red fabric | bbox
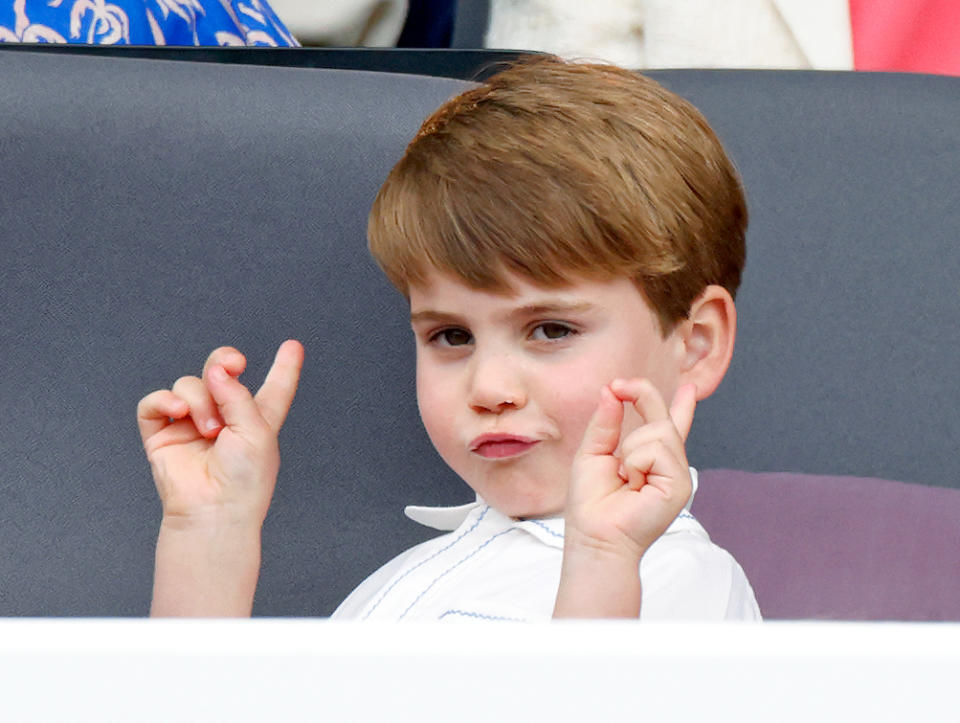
[850,0,960,75]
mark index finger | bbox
[609,378,670,427]
[202,346,247,380]
[254,339,305,432]
[611,378,698,442]
[136,389,189,446]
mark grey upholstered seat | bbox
[1,51,471,616]
[1,51,957,617]
[0,43,529,80]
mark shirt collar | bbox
[404,468,700,534]
[404,499,484,531]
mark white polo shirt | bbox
[333,469,761,622]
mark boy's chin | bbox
[485,493,567,520]
[457,466,569,519]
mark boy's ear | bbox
[675,285,737,400]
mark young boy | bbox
[139,57,760,620]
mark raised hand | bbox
[555,378,695,618]
[568,378,695,556]
[137,340,304,526]
[140,340,304,616]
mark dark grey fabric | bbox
[0,45,531,81]
[696,470,960,620]
[1,52,472,616]
[648,70,960,489]
[451,0,490,48]
[1,54,957,617]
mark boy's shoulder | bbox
[641,521,762,621]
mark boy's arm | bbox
[138,340,303,617]
[151,516,263,617]
[553,379,694,618]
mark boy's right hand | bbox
[137,340,304,529]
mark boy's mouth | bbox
[469,434,539,459]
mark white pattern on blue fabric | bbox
[0,0,296,45]
[362,506,493,620]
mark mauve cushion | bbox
[694,470,960,621]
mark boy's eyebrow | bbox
[504,301,597,320]
[410,301,597,325]
[409,310,463,325]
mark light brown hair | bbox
[368,56,747,333]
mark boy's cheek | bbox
[417,391,452,438]
[416,386,461,456]
[414,362,446,420]
[553,386,611,457]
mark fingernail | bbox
[204,419,222,434]
[209,365,227,382]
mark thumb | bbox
[577,384,624,458]
[205,363,267,433]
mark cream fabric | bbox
[486,0,852,70]
[333,469,762,621]
[268,0,407,46]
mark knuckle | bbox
[208,346,242,367]
[207,347,229,364]
[623,449,643,469]
[138,389,174,416]
[171,375,200,393]
[631,378,654,397]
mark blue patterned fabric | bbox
[0,0,297,46]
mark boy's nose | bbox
[467,352,527,414]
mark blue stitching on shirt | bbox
[438,609,524,622]
[398,527,518,620]
[677,511,695,521]
[527,518,564,539]
[362,505,491,620]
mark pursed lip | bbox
[469,433,540,459]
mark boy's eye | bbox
[431,327,473,346]
[531,322,575,341]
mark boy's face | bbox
[409,270,686,519]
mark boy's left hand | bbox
[565,378,696,563]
